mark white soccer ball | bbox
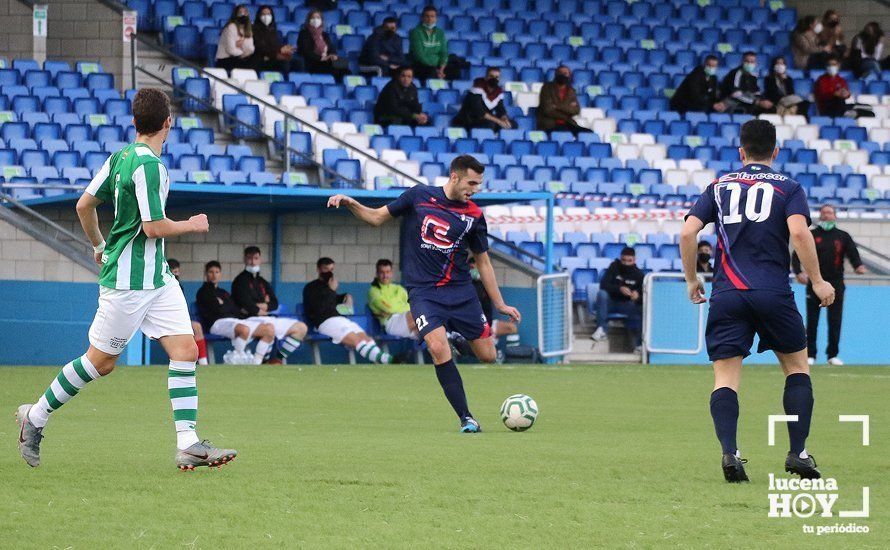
[500,394,538,431]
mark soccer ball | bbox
[500,394,538,431]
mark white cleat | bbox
[591,327,608,341]
[807,357,815,366]
[827,357,844,366]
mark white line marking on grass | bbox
[768,415,798,446]
[839,415,870,445]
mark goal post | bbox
[537,272,572,360]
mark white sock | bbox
[29,354,101,428]
[197,357,208,366]
[799,449,809,459]
[254,339,273,362]
[168,360,200,450]
[233,337,247,352]
[279,335,302,358]
[356,340,392,364]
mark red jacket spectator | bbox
[813,72,850,117]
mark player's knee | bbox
[290,322,307,339]
[426,339,450,362]
[173,342,199,363]
[235,324,250,339]
[477,347,497,364]
[258,323,275,341]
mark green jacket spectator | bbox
[409,6,448,81]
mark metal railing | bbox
[130,33,426,187]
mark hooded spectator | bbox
[360,17,406,76]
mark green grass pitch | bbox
[1,364,887,548]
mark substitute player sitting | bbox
[15,88,236,470]
[368,259,419,340]
[328,154,522,432]
[680,119,834,483]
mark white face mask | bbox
[309,17,322,28]
[774,64,786,74]
[260,14,272,25]
[245,264,260,274]
[827,65,839,76]
[814,23,824,34]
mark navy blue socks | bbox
[783,373,814,455]
[710,387,739,455]
[435,359,471,419]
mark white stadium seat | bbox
[663,169,690,188]
[652,159,677,171]
[242,79,270,98]
[678,159,704,172]
[819,150,844,167]
[774,124,793,143]
[343,133,370,158]
[331,122,358,137]
[869,128,890,143]
[691,169,717,189]
[614,144,640,163]
[844,150,869,170]
[591,118,617,138]
[229,68,258,85]
[872,175,890,192]
[514,92,539,115]
[759,114,782,125]
[640,144,666,163]
[794,124,819,142]
[629,133,655,146]
[783,114,807,128]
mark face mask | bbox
[743,62,756,74]
[813,23,823,34]
[827,65,839,76]
[703,65,716,76]
[309,17,322,28]
[383,28,396,37]
[245,264,260,274]
[423,22,436,29]
[818,221,836,231]
[697,253,711,264]
[260,14,272,25]
[469,268,480,280]
[774,64,786,74]
[554,73,571,85]
[827,19,839,28]
[486,77,499,87]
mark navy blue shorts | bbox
[706,289,806,361]
[409,288,491,341]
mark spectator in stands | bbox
[251,5,294,74]
[296,10,347,80]
[590,247,644,351]
[669,55,727,114]
[696,241,713,274]
[814,56,852,117]
[850,22,884,78]
[792,204,866,366]
[231,246,308,363]
[360,17,406,76]
[409,6,448,82]
[452,67,513,131]
[792,15,830,70]
[818,10,847,61]
[368,259,418,339]
[468,256,519,348]
[373,66,429,127]
[720,52,774,114]
[303,257,394,364]
[764,56,809,116]
[197,260,276,365]
[168,258,208,366]
[536,65,588,135]
[215,5,256,73]
[306,0,337,10]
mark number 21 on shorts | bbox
[415,315,429,331]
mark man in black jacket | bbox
[720,51,774,114]
[374,66,429,126]
[360,17,406,76]
[231,247,307,362]
[792,205,866,366]
[670,55,727,114]
[302,257,392,363]
[590,247,644,349]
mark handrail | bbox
[131,33,426,186]
[134,63,360,186]
[857,242,890,263]
[1,192,91,247]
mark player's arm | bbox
[788,214,835,307]
[134,162,209,238]
[142,216,209,239]
[327,194,393,227]
[680,215,707,304]
[75,192,107,265]
[473,251,521,323]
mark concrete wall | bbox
[46,0,126,90]
[9,205,536,288]
[0,0,35,59]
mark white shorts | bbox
[88,280,194,355]
[317,316,364,344]
[384,312,417,339]
[209,316,302,340]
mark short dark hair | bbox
[396,65,413,77]
[739,119,776,160]
[450,154,485,177]
[383,16,397,25]
[697,241,712,249]
[317,257,335,268]
[376,258,393,270]
[132,88,170,135]
[244,246,261,256]
[742,51,756,59]
[422,5,437,14]
[826,54,840,64]
[621,246,635,257]
[204,260,221,271]
[167,258,180,269]
[820,204,836,212]
[486,66,500,75]
[704,55,718,64]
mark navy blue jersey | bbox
[687,163,811,295]
[386,184,489,294]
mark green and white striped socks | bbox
[356,340,392,364]
[279,336,302,359]
[168,360,200,450]
[28,355,101,428]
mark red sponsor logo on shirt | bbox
[421,215,454,249]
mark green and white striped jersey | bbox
[86,143,173,290]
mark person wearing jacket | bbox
[720,52,773,114]
[536,65,589,134]
[360,17,407,75]
[296,10,347,80]
[374,66,429,126]
[670,55,727,114]
[791,205,866,366]
[813,56,851,117]
[764,56,808,116]
[251,5,294,74]
[791,15,831,70]
[409,6,448,82]
[590,247,644,349]
[215,5,256,73]
[452,67,513,131]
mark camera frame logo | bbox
[767,414,870,536]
